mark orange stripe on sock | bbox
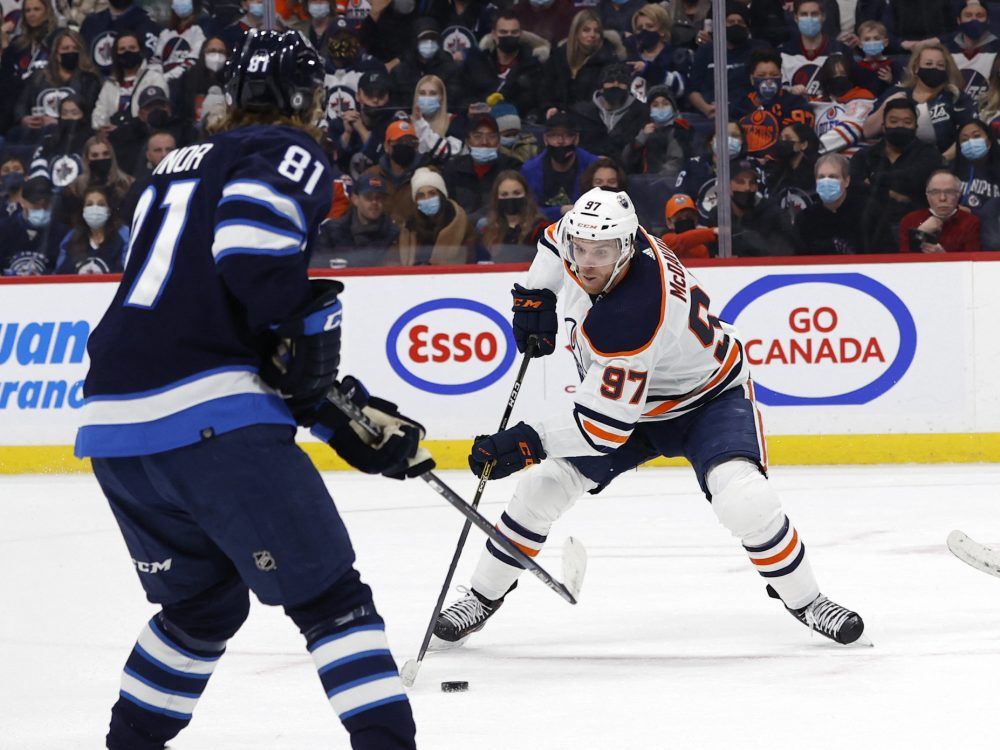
[494,524,540,557]
[750,530,799,567]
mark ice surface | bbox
[3,465,1000,749]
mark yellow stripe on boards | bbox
[4,434,1000,474]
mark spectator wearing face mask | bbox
[763,122,821,220]
[14,30,102,144]
[521,110,598,220]
[707,158,798,256]
[811,53,876,156]
[661,193,717,259]
[476,170,548,262]
[330,70,399,174]
[442,113,521,224]
[0,0,60,132]
[391,166,473,265]
[425,0,497,63]
[200,0,253,49]
[624,3,685,102]
[900,170,981,252]
[676,122,746,220]
[173,36,229,126]
[623,84,690,181]
[952,119,1000,216]
[573,63,648,160]
[64,134,134,222]
[734,48,814,161]
[797,153,872,254]
[491,96,538,165]
[780,0,853,99]
[687,2,770,120]
[155,0,207,82]
[850,98,943,251]
[864,42,974,159]
[0,176,67,275]
[542,9,626,114]
[410,74,464,162]
[108,85,197,176]
[1,156,28,216]
[944,1,1000,104]
[515,0,576,42]
[91,32,169,132]
[854,20,904,98]
[361,119,425,226]
[303,0,334,47]
[28,96,94,200]
[312,173,400,267]
[463,11,548,122]
[55,186,128,274]
[80,0,162,78]
[389,18,465,108]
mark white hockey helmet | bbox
[560,187,640,293]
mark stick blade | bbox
[948,529,1000,578]
[562,537,588,600]
[400,658,420,688]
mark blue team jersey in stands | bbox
[75,124,333,459]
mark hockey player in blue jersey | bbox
[75,30,425,750]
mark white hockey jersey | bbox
[525,221,748,459]
[812,92,875,155]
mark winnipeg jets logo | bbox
[618,194,630,209]
[253,550,277,571]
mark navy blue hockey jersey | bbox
[75,124,333,459]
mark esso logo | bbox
[386,298,516,395]
[720,273,917,406]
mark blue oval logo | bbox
[719,273,917,406]
[386,298,517,395]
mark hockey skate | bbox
[429,582,517,650]
[767,585,865,645]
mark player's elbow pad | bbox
[261,279,344,423]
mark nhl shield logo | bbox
[618,194,630,209]
[253,550,277,571]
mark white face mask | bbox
[204,52,226,71]
[308,1,329,18]
[83,204,110,230]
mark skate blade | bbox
[426,633,471,652]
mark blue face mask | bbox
[248,1,263,17]
[418,40,439,59]
[529,0,554,7]
[500,134,518,148]
[753,76,780,101]
[172,0,193,16]
[816,177,843,203]
[961,19,988,40]
[797,16,822,37]
[961,137,989,160]
[650,106,675,125]
[2,172,24,192]
[417,195,441,215]
[26,207,51,228]
[470,146,498,163]
[861,40,885,57]
[417,95,440,115]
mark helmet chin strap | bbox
[599,237,635,294]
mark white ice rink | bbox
[4,464,1000,750]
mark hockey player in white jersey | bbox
[432,187,865,648]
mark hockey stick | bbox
[402,338,537,687]
[324,385,580,608]
[947,530,1000,578]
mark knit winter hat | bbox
[410,167,448,199]
[490,96,521,132]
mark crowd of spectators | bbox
[2,0,1000,274]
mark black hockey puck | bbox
[441,681,469,693]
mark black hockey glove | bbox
[511,284,557,357]
[261,279,344,425]
[468,421,546,480]
[312,377,436,480]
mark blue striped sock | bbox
[108,617,225,750]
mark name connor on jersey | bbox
[154,143,215,175]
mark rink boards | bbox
[2,253,999,473]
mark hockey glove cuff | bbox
[511,284,557,357]
[313,377,436,480]
[468,421,546,480]
[261,279,344,425]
